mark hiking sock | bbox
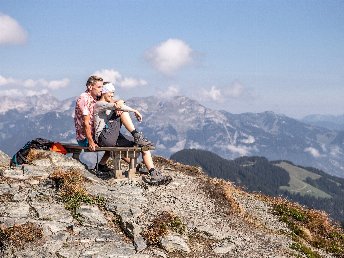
[131,129,139,137]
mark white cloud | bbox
[145,38,193,75]
[241,135,255,144]
[157,85,180,98]
[0,75,17,86]
[0,75,70,96]
[120,78,147,89]
[201,86,223,101]
[94,69,148,89]
[0,89,22,97]
[94,69,122,83]
[200,81,247,103]
[26,89,49,96]
[47,78,70,89]
[224,81,245,98]
[0,14,27,45]
[227,144,250,156]
[304,147,321,158]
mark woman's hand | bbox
[134,110,142,122]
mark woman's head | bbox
[101,82,115,102]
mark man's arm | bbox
[84,115,97,151]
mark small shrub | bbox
[26,149,51,163]
[0,222,43,249]
[49,167,105,220]
[142,211,186,245]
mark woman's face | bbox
[104,92,114,102]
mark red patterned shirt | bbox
[74,92,97,141]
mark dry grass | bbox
[198,177,242,215]
[26,149,52,163]
[153,156,203,176]
[266,196,344,257]
[142,211,186,245]
[0,222,43,249]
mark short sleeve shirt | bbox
[74,92,97,141]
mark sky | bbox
[0,0,343,119]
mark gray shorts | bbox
[98,118,135,147]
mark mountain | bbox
[0,94,344,178]
[1,149,343,257]
[170,149,344,227]
[302,114,344,131]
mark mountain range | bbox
[0,94,343,178]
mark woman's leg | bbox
[120,112,135,132]
[142,150,154,170]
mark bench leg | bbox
[128,157,137,179]
[111,152,124,179]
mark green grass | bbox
[275,162,332,199]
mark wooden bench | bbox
[61,143,155,179]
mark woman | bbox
[93,82,172,185]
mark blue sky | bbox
[0,0,343,118]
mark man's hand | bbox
[134,110,142,122]
[88,141,98,151]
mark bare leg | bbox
[120,112,135,133]
[142,150,154,170]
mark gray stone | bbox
[0,150,10,167]
[31,202,73,223]
[1,202,30,218]
[160,232,191,253]
[76,204,108,226]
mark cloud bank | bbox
[94,69,147,89]
[0,14,27,45]
[0,75,69,97]
[145,39,193,75]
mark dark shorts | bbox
[98,117,135,147]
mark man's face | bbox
[90,81,103,98]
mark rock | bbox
[76,204,108,226]
[160,232,191,253]
[0,150,10,168]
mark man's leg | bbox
[99,151,110,165]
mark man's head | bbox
[101,82,115,102]
[86,75,103,98]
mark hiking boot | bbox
[96,163,112,172]
[133,132,154,147]
[143,169,172,186]
[136,163,148,174]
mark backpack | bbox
[10,138,54,167]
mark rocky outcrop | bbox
[0,150,339,257]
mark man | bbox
[94,82,172,185]
[74,75,153,172]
